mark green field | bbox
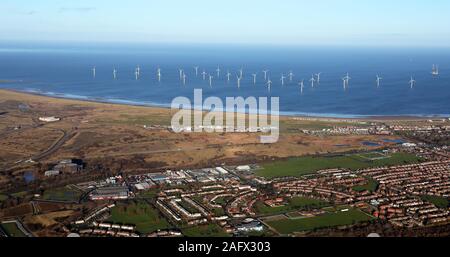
[257,152,422,178]
[255,197,329,215]
[352,178,379,192]
[0,222,27,237]
[420,195,449,209]
[266,209,374,234]
[182,224,229,237]
[107,201,170,234]
[42,187,82,202]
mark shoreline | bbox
[1,88,448,121]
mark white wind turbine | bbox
[135,69,139,80]
[216,66,221,78]
[113,68,117,80]
[182,73,187,85]
[266,78,272,92]
[156,67,162,82]
[209,74,213,88]
[239,67,243,79]
[299,80,304,94]
[310,74,316,88]
[288,70,294,82]
[342,73,351,89]
[201,70,207,80]
[136,66,141,78]
[315,72,322,84]
[237,76,241,89]
[92,66,96,79]
[178,69,184,80]
[262,69,269,81]
[280,74,286,86]
[194,66,199,76]
[226,70,232,82]
[409,76,416,89]
[252,73,257,85]
[376,75,382,88]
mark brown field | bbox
[0,89,409,185]
[0,203,33,218]
[24,210,75,227]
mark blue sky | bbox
[1,0,450,47]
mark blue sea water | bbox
[0,41,449,118]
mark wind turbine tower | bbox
[209,75,213,88]
[266,78,272,92]
[316,72,322,84]
[202,70,207,80]
[194,66,199,76]
[252,73,257,85]
[280,74,286,86]
[409,76,416,89]
[216,66,221,78]
[289,71,294,82]
[262,69,269,81]
[376,75,382,87]
[310,74,316,88]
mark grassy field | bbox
[352,178,379,192]
[255,197,329,215]
[266,209,374,234]
[42,187,82,202]
[0,222,27,237]
[181,224,229,237]
[0,194,8,201]
[420,195,449,209]
[257,152,422,178]
[107,201,170,234]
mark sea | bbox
[0,41,449,118]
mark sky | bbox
[1,0,450,47]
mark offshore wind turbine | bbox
[288,70,294,82]
[376,75,382,87]
[266,78,272,92]
[299,80,304,94]
[194,66,199,76]
[342,73,351,89]
[409,76,416,89]
[201,70,207,80]
[209,74,213,88]
[237,76,241,89]
[92,66,96,79]
[216,66,221,78]
[262,69,269,81]
[113,68,117,80]
[226,70,232,82]
[432,64,439,76]
[135,69,139,80]
[157,67,162,82]
[280,74,286,86]
[315,72,322,84]
[136,66,141,78]
[239,67,243,79]
[178,69,184,80]
[309,74,316,88]
[252,73,257,85]
[182,73,187,85]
